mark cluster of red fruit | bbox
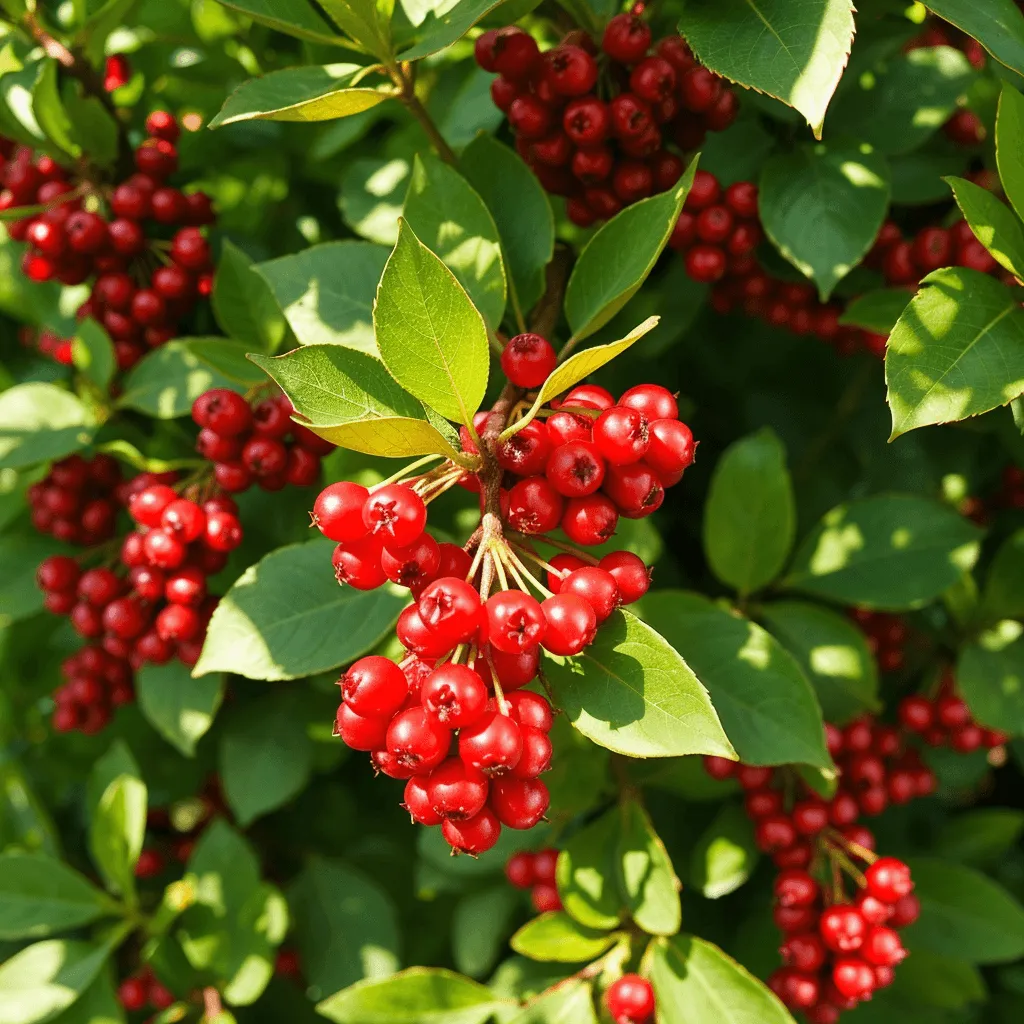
[475,12,736,225]
[50,644,134,735]
[27,453,125,545]
[1,112,216,372]
[191,388,332,492]
[898,673,1007,752]
[848,609,910,675]
[117,967,176,1014]
[504,846,562,912]
[867,218,1000,285]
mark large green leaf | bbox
[616,801,680,936]
[374,219,490,426]
[982,528,1024,620]
[509,913,616,963]
[249,345,461,459]
[212,241,289,352]
[926,1,1024,78]
[689,802,759,900]
[783,494,982,609]
[946,175,1024,280]
[0,384,96,470]
[211,0,341,44]
[543,608,734,760]
[885,268,1024,438]
[135,661,224,757]
[564,164,695,341]
[399,0,507,61]
[839,289,914,336]
[650,935,795,1024]
[340,157,409,246]
[759,144,890,300]
[703,428,794,596]
[71,320,115,393]
[289,858,399,996]
[312,0,393,57]
[760,601,880,723]
[679,0,855,137]
[254,241,388,353]
[957,620,1024,735]
[0,940,115,1024]
[997,84,1024,225]
[503,982,598,1024]
[0,853,113,940]
[194,539,407,681]
[935,808,1024,868]
[904,857,1024,963]
[47,967,125,1024]
[641,592,831,770]
[403,155,505,331]
[87,742,146,902]
[555,809,622,930]
[890,948,986,1011]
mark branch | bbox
[392,62,458,167]
[533,244,573,343]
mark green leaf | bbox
[254,241,388,353]
[249,346,461,459]
[703,428,794,596]
[564,164,695,341]
[503,981,598,1024]
[616,801,680,936]
[0,384,97,470]
[403,154,505,331]
[0,853,113,940]
[543,608,735,760]
[398,0,507,61]
[451,887,518,979]
[783,494,982,609]
[650,934,795,1024]
[641,592,832,770]
[759,144,890,300]
[760,601,881,723]
[48,968,126,1024]
[61,86,118,171]
[0,531,76,628]
[118,339,264,419]
[87,742,146,901]
[210,64,392,128]
[890,948,986,1010]
[904,856,1024,963]
[510,913,616,963]
[680,0,855,138]
[33,61,77,159]
[885,267,1024,438]
[318,0,394,58]
[947,175,1024,279]
[340,157,409,246]
[997,84,1024,224]
[957,620,1024,734]
[936,808,1024,867]
[0,940,114,1024]
[212,241,288,351]
[828,46,974,155]
[689,802,760,900]
[555,810,623,930]
[926,0,1024,77]
[135,661,224,758]
[317,967,506,1024]
[289,857,399,995]
[839,289,911,336]
[0,762,60,857]
[373,219,489,426]
[460,135,554,318]
[71,320,115,392]
[982,528,1024,619]
[211,0,341,44]
[194,539,407,681]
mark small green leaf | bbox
[784,494,982,609]
[118,339,264,418]
[564,164,695,341]
[543,608,735,760]
[946,175,1024,279]
[510,912,616,963]
[210,64,392,128]
[399,0,507,61]
[760,144,890,300]
[641,591,832,770]
[957,620,1024,734]
[194,539,407,681]
[503,981,598,1024]
[839,289,913,337]
[135,661,224,757]
[254,241,388,353]
[71,320,116,392]
[689,802,760,900]
[886,268,1024,438]
[556,810,623,930]
[374,219,490,426]
[926,0,1024,77]
[87,742,146,901]
[212,241,289,351]
[616,802,680,936]
[0,384,97,470]
[211,0,341,44]
[315,1,394,59]
[703,428,795,596]
[998,84,1024,224]
[680,0,855,138]
[982,528,1024,619]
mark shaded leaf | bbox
[998,84,1024,225]
[839,289,914,336]
[87,742,146,901]
[616,801,681,936]
[212,241,289,351]
[555,810,623,930]
[71,320,115,392]
[689,802,760,900]
[399,0,507,61]
[982,528,1024,619]
[947,175,1024,279]
[0,384,96,470]
[935,808,1024,867]
[927,0,1024,77]
[211,0,340,44]
[136,661,224,757]
[452,886,518,979]
[957,620,1024,734]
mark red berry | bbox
[421,663,489,728]
[102,597,149,639]
[403,775,442,825]
[204,510,243,552]
[754,815,797,852]
[544,44,598,96]
[603,462,664,517]
[507,476,564,534]
[505,851,535,888]
[459,708,523,776]
[418,577,482,646]
[363,485,426,548]
[593,407,650,466]
[602,13,651,64]
[426,758,490,820]
[486,590,546,654]
[546,440,606,497]
[685,244,727,283]
[774,869,819,907]
[37,555,80,592]
[819,905,867,953]
[386,707,451,773]
[382,533,441,589]
[501,333,557,388]
[332,535,387,591]
[192,389,252,436]
[831,957,876,1001]
[497,420,551,476]
[118,978,148,1011]
[605,973,655,1024]
[490,776,549,829]
[442,806,502,854]
[559,567,619,622]
[336,703,389,751]
[341,656,408,718]
[541,593,597,655]
[864,857,913,903]
[313,481,370,543]
[511,726,553,779]
[562,494,618,545]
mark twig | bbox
[391,62,458,166]
[533,245,573,343]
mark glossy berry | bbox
[426,758,489,820]
[386,708,451,773]
[442,805,502,854]
[541,593,597,655]
[864,857,913,903]
[486,590,546,654]
[342,656,408,718]
[459,708,522,776]
[422,663,489,728]
[501,333,557,388]
[491,776,550,829]
[605,974,655,1024]
[602,13,652,64]
[593,406,649,465]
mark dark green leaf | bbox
[946,175,1024,279]
[61,86,118,170]
[543,608,735,760]
[689,802,760,900]
[703,428,795,596]
[48,967,126,1024]
[998,84,1024,224]
[0,940,115,1024]
[555,810,622,930]
[890,948,986,1010]
[510,912,616,963]
[760,600,881,723]
[374,219,490,425]
[760,144,890,300]
[211,0,341,44]
[135,661,224,757]
[452,887,518,979]
[87,742,146,901]
[926,0,1024,77]
[885,268,1024,438]
[0,384,97,470]
[783,494,982,609]
[0,530,75,628]
[935,808,1024,867]
[982,528,1024,619]
[194,539,407,680]
[957,621,1024,734]
[641,591,832,769]
[616,801,680,936]
[33,61,77,158]
[0,762,60,857]
[212,241,288,351]
[254,241,388,353]
[680,0,855,137]
[71,320,116,393]
[839,289,913,336]
[399,0,507,61]
[564,163,695,341]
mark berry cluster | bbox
[848,609,910,675]
[866,219,1001,285]
[898,673,1007,752]
[27,453,124,545]
[605,974,656,1024]
[117,967,176,1014]
[504,847,563,912]
[1,112,216,372]
[50,644,134,734]
[475,12,736,225]
[191,388,333,492]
